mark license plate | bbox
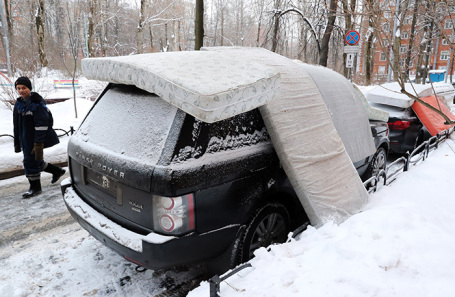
[86,169,117,196]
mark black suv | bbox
[62,83,388,275]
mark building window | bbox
[441,51,450,60]
[384,11,391,19]
[442,36,453,45]
[378,66,386,74]
[403,17,411,25]
[383,23,390,32]
[400,45,407,53]
[445,19,454,29]
[401,31,409,39]
[380,52,387,61]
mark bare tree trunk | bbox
[271,0,281,53]
[149,24,154,51]
[137,0,146,54]
[220,7,225,46]
[256,10,263,46]
[99,0,107,56]
[319,0,338,66]
[3,0,13,56]
[195,0,204,50]
[164,23,168,51]
[36,0,48,67]
[177,20,182,51]
[405,0,420,80]
[422,21,434,84]
[88,0,97,57]
[271,12,279,52]
[297,25,305,61]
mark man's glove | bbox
[14,145,21,153]
[31,143,44,161]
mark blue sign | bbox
[345,30,360,45]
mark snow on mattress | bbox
[203,47,369,226]
[81,51,280,123]
[365,82,455,108]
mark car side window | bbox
[172,109,269,162]
[206,109,269,154]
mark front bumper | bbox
[61,178,241,270]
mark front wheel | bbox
[236,203,290,265]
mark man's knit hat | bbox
[14,76,32,90]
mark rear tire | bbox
[364,147,387,180]
[236,203,290,265]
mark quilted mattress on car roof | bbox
[81,50,280,123]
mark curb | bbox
[0,161,68,181]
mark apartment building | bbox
[357,1,455,83]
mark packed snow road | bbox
[0,173,205,297]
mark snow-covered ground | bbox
[1,74,455,296]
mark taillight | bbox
[153,194,195,235]
[388,120,410,130]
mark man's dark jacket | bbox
[13,92,59,152]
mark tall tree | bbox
[195,0,204,50]
[319,0,338,66]
[137,0,147,54]
[271,0,281,52]
[364,0,375,85]
[36,0,48,67]
[405,0,420,81]
[87,0,97,57]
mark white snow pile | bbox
[189,134,455,297]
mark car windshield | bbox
[76,84,178,165]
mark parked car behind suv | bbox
[362,82,455,155]
[370,102,430,155]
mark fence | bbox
[207,127,454,297]
[0,127,75,180]
[364,127,454,193]
[0,126,74,140]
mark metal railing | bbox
[0,126,74,140]
[364,127,453,193]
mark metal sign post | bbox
[344,30,361,81]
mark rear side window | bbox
[76,85,178,165]
[206,109,269,153]
[172,109,269,162]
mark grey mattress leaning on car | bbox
[81,46,370,227]
[202,47,370,226]
[299,63,376,163]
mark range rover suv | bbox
[62,83,387,275]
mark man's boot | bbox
[44,163,66,184]
[22,179,42,199]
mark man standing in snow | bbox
[13,76,66,198]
